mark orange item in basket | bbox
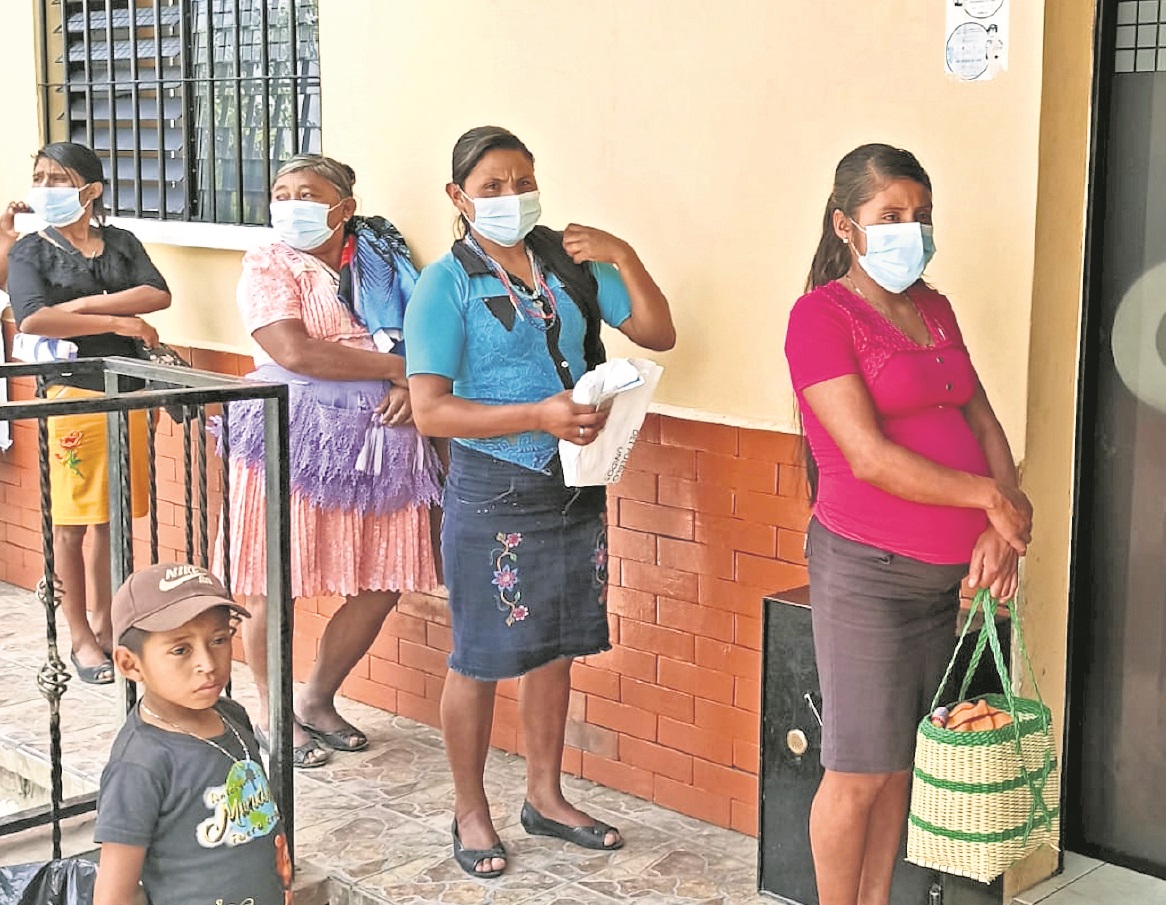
[946,699,1013,732]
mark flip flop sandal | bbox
[298,716,368,752]
[291,738,331,769]
[70,651,114,686]
[254,724,332,769]
[451,820,507,879]
[520,801,624,850]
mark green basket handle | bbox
[927,588,1057,839]
[929,589,1047,719]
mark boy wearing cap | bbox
[92,563,292,905]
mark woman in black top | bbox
[8,142,170,684]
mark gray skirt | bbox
[806,518,967,773]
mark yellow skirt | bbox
[47,386,149,525]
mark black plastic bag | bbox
[0,858,97,905]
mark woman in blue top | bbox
[406,126,675,877]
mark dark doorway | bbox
[1068,0,1166,880]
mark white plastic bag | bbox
[559,357,663,486]
[11,333,78,363]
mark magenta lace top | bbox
[784,280,990,564]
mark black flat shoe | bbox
[297,714,368,752]
[519,801,623,850]
[451,820,507,879]
[254,724,331,769]
[70,651,114,685]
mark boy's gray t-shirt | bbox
[95,697,290,905]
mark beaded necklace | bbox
[464,236,559,330]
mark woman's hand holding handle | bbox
[966,528,1020,601]
[111,315,159,349]
[561,224,631,266]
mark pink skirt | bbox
[217,457,437,599]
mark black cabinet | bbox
[758,587,1007,905]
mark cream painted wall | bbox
[0,1,1046,442]
[0,2,43,223]
[144,245,250,354]
[316,0,1046,447]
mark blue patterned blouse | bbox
[404,243,632,471]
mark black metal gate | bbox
[0,356,295,862]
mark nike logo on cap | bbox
[157,565,214,593]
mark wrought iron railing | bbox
[0,356,295,862]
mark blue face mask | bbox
[27,185,90,228]
[851,220,936,293]
[269,199,341,251]
[464,190,541,247]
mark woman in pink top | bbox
[783,144,1032,905]
[219,155,441,767]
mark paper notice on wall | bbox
[945,0,1008,82]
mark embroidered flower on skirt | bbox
[56,430,84,478]
[492,531,526,625]
[592,525,609,606]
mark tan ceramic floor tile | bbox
[576,850,761,903]
[347,848,563,905]
[0,581,772,905]
[293,809,446,883]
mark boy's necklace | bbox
[140,701,250,762]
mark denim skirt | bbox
[442,442,611,681]
[806,517,967,773]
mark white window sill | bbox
[13,213,275,252]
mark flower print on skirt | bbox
[441,442,610,681]
[46,385,149,525]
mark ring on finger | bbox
[578,425,586,437]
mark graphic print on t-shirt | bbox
[196,758,279,848]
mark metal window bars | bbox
[36,0,322,225]
[0,356,295,866]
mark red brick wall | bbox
[0,340,812,835]
[581,414,811,834]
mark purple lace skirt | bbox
[222,363,442,516]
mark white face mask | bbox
[27,185,89,228]
[851,220,936,293]
[463,189,541,247]
[269,199,342,251]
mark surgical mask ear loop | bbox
[459,186,477,224]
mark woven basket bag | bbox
[906,589,1060,884]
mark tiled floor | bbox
[1013,852,1166,905]
[0,581,765,904]
[1,579,1164,904]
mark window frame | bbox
[33,0,322,234]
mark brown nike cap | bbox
[112,563,249,644]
